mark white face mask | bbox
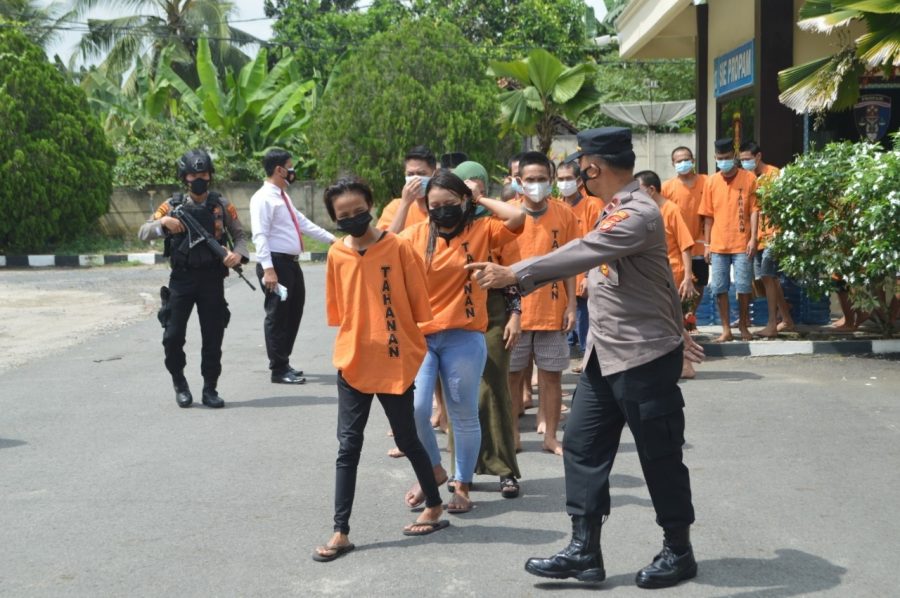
[523,181,551,202]
[557,179,578,197]
[405,175,431,197]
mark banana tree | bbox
[488,49,601,154]
[779,0,900,114]
[158,37,318,159]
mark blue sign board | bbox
[714,40,755,98]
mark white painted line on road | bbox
[127,253,157,265]
[79,255,105,267]
[28,255,55,267]
[749,341,814,356]
[872,340,900,354]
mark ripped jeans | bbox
[413,329,487,484]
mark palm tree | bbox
[71,0,259,87]
[0,0,73,49]
[488,49,601,154]
[779,0,900,114]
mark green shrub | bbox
[0,24,116,253]
[759,139,900,336]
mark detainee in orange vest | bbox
[377,145,437,233]
[315,178,449,563]
[636,170,699,379]
[739,140,795,338]
[399,170,525,514]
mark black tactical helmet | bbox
[177,149,215,180]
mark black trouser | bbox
[256,254,305,373]
[563,346,694,530]
[334,373,441,534]
[160,268,229,388]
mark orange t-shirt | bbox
[659,199,695,286]
[698,169,758,254]
[326,233,432,395]
[376,198,429,231]
[565,193,605,295]
[661,174,707,256]
[400,217,522,335]
[510,199,580,330]
[755,164,780,248]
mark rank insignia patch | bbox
[598,210,629,232]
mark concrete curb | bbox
[0,252,328,268]
[699,338,900,357]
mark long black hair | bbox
[424,170,476,267]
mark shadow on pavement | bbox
[531,548,846,595]
[355,523,568,552]
[226,395,336,408]
[0,438,27,450]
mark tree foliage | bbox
[779,0,900,115]
[311,19,511,206]
[266,0,596,79]
[0,25,115,252]
[758,139,900,336]
[488,49,601,153]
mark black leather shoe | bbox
[271,371,306,384]
[201,387,225,408]
[288,366,304,377]
[174,381,192,408]
[635,545,697,589]
[525,517,605,582]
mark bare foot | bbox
[754,326,778,338]
[739,328,753,341]
[542,437,563,456]
[833,316,847,328]
[536,421,546,435]
[714,333,734,343]
[404,505,446,534]
[387,447,405,458]
[680,360,696,379]
[776,321,794,332]
[447,484,474,513]
[404,468,447,508]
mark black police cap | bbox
[573,127,633,159]
[714,138,735,153]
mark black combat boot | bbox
[201,382,224,408]
[525,516,605,582]
[635,526,697,589]
[174,377,192,408]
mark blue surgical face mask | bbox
[741,159,757,171]
[716,159,736,173]
[405,175,431,198]
[510,179,523,194]
[674,160,694,175]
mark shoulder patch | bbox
[598,210,629,232]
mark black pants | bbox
[334,373,441,534]
[160,268,229,388]
[256,255,305,373]
[563,346,694,530]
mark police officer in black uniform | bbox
[139,149,249,408]
[467,128,704,589]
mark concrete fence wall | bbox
[101,181,334,238]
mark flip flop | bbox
[312,543,355,562]
[402,519,450,536]
[446,498,474,514]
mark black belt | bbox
[271,252,300,263]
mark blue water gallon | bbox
[695,291,716,326]
[751,297,769,326]
[779,275,804,323]
[801,291,832,325]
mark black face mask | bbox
[336,212,373,238]
[285,168,297,184]
[429,204,464,228]
[189,178,209,195]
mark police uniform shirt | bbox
[512,181,683,375]
[249,181,336,269]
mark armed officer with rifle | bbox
[139,149,251,409]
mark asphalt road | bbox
[1,264,898,597]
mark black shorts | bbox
[692,257,709,287]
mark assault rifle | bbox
[170,204,256,291]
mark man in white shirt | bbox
[250,149,336,384]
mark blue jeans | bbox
[710,252,753,295]
[567,296,590,353]
[414,329,487,484]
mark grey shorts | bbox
[510,330,570,373]
[754,247,779,279]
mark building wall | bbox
[549,132,696,180]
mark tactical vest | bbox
[167,192,227,270]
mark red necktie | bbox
[280,189,304,252]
